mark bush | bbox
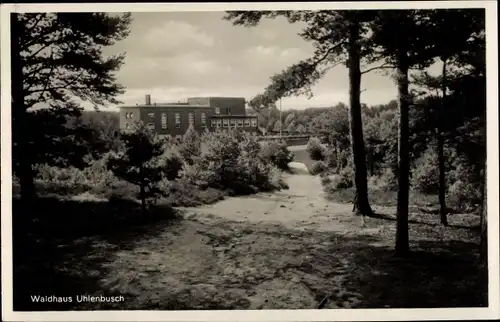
[179,161,218,189]
[160,145,184,181]
[323,149,337,169]
[321,166,354,195]
[158,178,226,207]
[82,153,118,186]
[411,148,439,194]
[259,140,294,170]
[178,125,201,165]
[180,131,287,194]
[309,160,327,175]
[35,164,91,195]
[306,137,326,161]
[446,179,482,212]
[368,168,398,192]
[196,130,244,189]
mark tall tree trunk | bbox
[438,58,449,226]
[11,13,37,204]
[395,57,410,257]
[347,20,374,217]
[139,183,147,216]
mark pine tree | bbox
[370,10,437,256]
[107,123,166,216]
[11,12,131,203]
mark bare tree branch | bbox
[361,62,395,75]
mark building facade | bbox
[119,95,259,138]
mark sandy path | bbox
[177,171,361,233]
[76,166,373,310]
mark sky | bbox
[103,11,433,110]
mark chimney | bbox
[145,94,151,105]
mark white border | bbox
[1,2,498,321]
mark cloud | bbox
[244,45,306,61]
[260,30,278,41]
[101,12,401,111]
[141,20,215,57]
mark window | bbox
[244,119,250,127]
[216,120,222,128]
[175,113,181,128]
[147,123,155,130]
[201,113,207,126]
[227,108,231,115]
[230,119,236,127]
[148,112,155,119]
[125,123,130,129]
[161,112,168,129]
[211,119,216,127]
[223,119,229,128]
[188,112,195,125]
[215,107,220,115]
[237,119,244,127]
[125,112,133,119]
[251,118,258,127]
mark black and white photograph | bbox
[1,1,499,321]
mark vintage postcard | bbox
[1,1,498,321]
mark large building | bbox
[119,95,259,138]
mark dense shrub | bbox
[195,130,244,189]
[180,131,286,194]
[160,145,184,181]
[309,160,327,175]
[321,166,354,195]
[323,149,338,170]
[446,159,482,211]
[446,180,481,212]
[157,178,226,207]
[368,168,398,192]
[259,140,294,170]
[179,161,218,189]
[29,129,288,208]
[411,148,439,194]
[178,125,201,165]
[35,164,91,195]
[306,137,326,161]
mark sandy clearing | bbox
[177,172,362,233]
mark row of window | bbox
[210,118,257,128]
[148,111,207,129]
[125,118,257,130]
[126,106,237,120]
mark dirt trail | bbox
[76,164,392,310]
[178,170,361,233]
[60,162,484,310]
